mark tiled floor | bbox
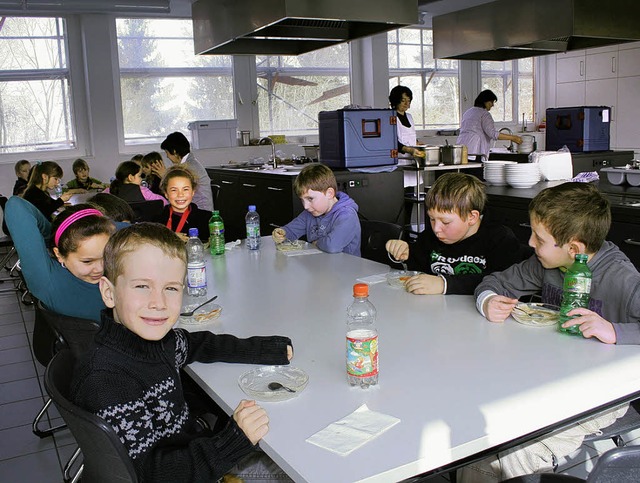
[0,246,637,483]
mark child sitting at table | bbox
[66,158,106,190]
[463,182,640,482]
[271,163,361,256]
[141,151,164,194]
[13,159,30,196]
[5,196,116,321]
[160,165,211,242]
[385,172,526,295]
[70,222,293,482]
[104,160,168,205]
[22,161,75,219]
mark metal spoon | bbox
[512,306,543,319]
[268,382,296,393]
[388,252,408,272]
[180,296,218,317]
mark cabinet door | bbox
[486,203,531,245]
[557,55,586,83]
[616,76,640,149]
[260,178,296,235]
[556,82,585,107]
[211,172,245,241]
[618,47,640,77]
[607,221,640,270]
[585,51,618,80]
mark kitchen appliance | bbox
[187,119,238,149]
[318,109,398,169]
[433,0,640,61]
[545,106,611,152]
[192,0,417,56]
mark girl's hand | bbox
[151,160,166,177]
[60,192,74,202]
[563,308,617,344]
[233,400,269,445]
[484,295,519,322]
[385,239,409,262]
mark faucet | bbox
[499,127,515,152]
[259,137,277,168]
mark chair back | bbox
[45,350,138,483]
[588,444,640,482]
[36,300,100,359]
[360,220,403,266]
[128,200,164,223]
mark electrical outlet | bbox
[348,180,355,188]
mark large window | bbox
[388,27,460,130]
[481,58,534,125]
[256,44,350,137]
[0,17,75,154]
[116,18,234,145]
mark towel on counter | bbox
[570,171,600,183]
[306,404,400,456]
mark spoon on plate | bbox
[180,296,218,317]
[512,306,543,319]
[268,382,296,393]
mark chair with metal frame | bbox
[360,219,403,267]
[45,349,138,483]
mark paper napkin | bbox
[306,404,400,456]
[356,273,389,285]
[280,248,323,257]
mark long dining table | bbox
[182,238,640,482]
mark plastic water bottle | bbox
[558,254,592,335]
[209,210,225,256]
[245,205,261,250]
[186,228,207,297]
[53,183,63,199]
[346,283,378,388]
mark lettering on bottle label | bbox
[212,222,224,236]
[566,276,591,293]
[187,266,206,289]
[346,334,378,378]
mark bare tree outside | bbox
[0,16,75,153]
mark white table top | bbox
[183,239,640,483]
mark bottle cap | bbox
[575,253,588,262]
[248,205,256,211]
[353,283,369,297]
[213,210,219,215]
[188,228,198,237]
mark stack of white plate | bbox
[483,160,516,186]
[518,135,535,154]
[505,163,541,188]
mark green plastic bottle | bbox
[209,211,225,256]
[558,254,592,335]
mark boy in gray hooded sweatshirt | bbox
[461,182,640,482]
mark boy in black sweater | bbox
[70,223,293,482]
[386,173,527,295]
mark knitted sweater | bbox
[70,312,292,483]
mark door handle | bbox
[267,186,284,191]
[624,238,640,246]
[242,183,257,188]
[518,222,531,228]
[221,180,234,185]
[580,60,584,77]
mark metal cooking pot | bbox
[414,146,440,166]
[440,143,464,165]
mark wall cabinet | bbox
[585,51,618,80]
[557,54,586,83]
[617,47,640,77]
[207,168,405,242]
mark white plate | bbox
[386,270,421,289]
[283,165,305,171]
[512,303,560,327]
[178,303,222,325]
[238,366,309,402]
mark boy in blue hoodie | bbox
[272,163,361,256]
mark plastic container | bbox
[558,254,591,335]
[209,211,225,256]
[187,119,238,149]
[186,228,207,297]
[346,283,378,388]
[245,205,261,250]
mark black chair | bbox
[32,300,100,438]
[128,199,164,223]
[360,220,403,267]
[211,182,220,208]
[45,350,138,483]
[502,445,640,482]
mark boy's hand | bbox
[405,274,444,295]
[563,308,617,344]
[233,400,269,445]
[151,160,167,177]
[386,239,409,261]
[272,228,286,243]
[286,344,293,361]
[484,295,518,322]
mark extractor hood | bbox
[433,0,640,61]
[192,0,418,56]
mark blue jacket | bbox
[5,196,106,322]
[282,191,361,256]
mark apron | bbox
[397,112,417,159]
